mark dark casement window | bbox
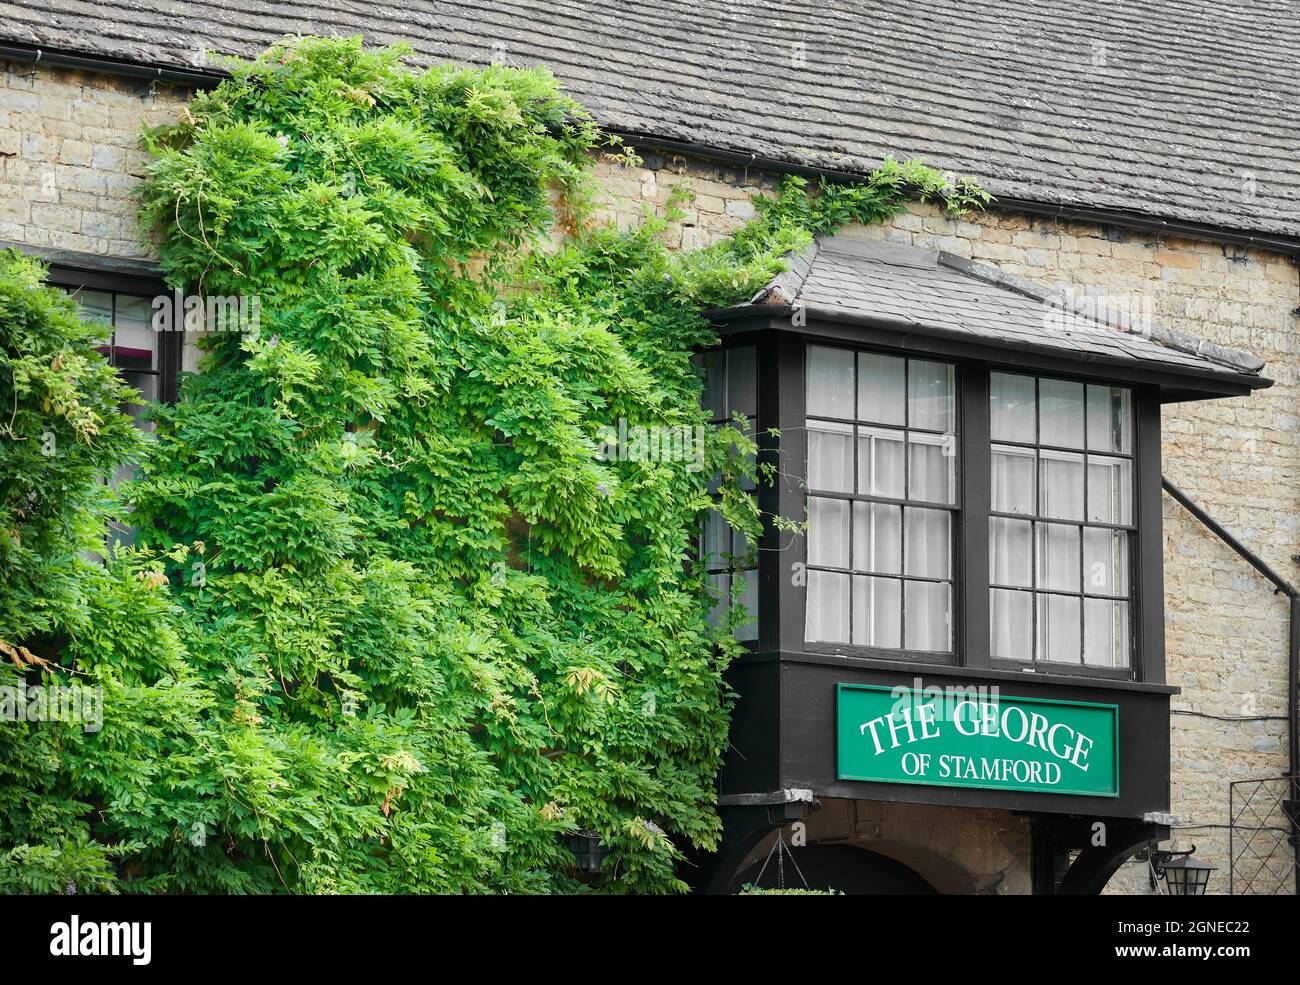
[987,372,1134,669]
[803,345,957,653]
[700,345,759,640]
[43,264,178,495]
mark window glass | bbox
[65,286,165,453]
[857,352,905,425]
[857,425,904,499]
[990,372,1035,443]
[853,501,902,575]
[811,420,855,493]
[1087,384,1132,454]
[1038,378,1085,448]
[807,345,855,419]
[908,359,954,433]
[988,372,1134,670]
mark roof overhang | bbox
[703,305,1271,403]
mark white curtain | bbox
[852,576,901,648]
[807,570,849,643]
[1038,594,1081,663]
[808,497,849,568]
[806,346,855,418]
[857,426,904,498]
[991,444,1036,515]
[908,431,954,503]
[1039,449,1084,519]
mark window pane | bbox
[904,507,950,579]
[733,521,751,565]
[700,350,725,419]
[807,496,850,568]
[990,372,1035,443]
[702,508,729,567]
[852,575,901,648]
[737,416,757,492]
[707,573,729,628]
[74,288,114,325]
[727,346,757,417]
[907,432,955,504]
[735,571,759,642]
[852,501,901,574]
[989,516,1033,587]
[905,581,950,652]
[1084,527,1129,596]
[1039,449,1085,520]
[1036,522,1081,592]
[991,588,1032,660]
[808,420,853,492]
[1084,598,1130,667]
[1039,378,1085,448]
[857,425,904,499]
[1086,455,1132,525]
[122,372,157,430]
[991,444,1035,515]
[1037,594,1081,663]
[857,351,905,425]
[807,346,855,419]
[908,359,954,432]
[1087,384,1131,454]
[807,570,850,643]
[114,295,156,370]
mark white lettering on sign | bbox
[859,699,1095,775]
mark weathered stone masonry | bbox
[4,62,1296,893]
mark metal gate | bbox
[1228,774,1299,895]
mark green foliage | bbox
[0,251,140,643]
[1,35,984,894]
[0,249,159,893]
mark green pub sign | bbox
[836,684,1119,797]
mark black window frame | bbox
[45,262,180,406]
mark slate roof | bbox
[737,235,1269,386]
[1,1,1299,241]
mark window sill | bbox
[739,647,1179,695]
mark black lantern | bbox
[1160,853,1216,895]
[1148,844,1216,895]
[566,830,606,874]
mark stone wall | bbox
[5,63,1297,895]
[0,61,190,261]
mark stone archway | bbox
[721,797,1033,895]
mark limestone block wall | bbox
[0,61,192,260]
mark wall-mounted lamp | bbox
[1144,844,1216,895]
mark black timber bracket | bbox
[1031,815,1170,895]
